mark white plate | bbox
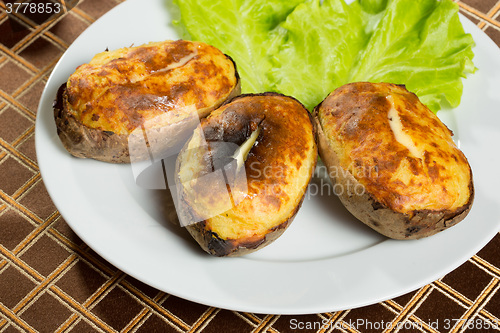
[36,0,500,314]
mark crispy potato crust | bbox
[54,39,240,163]
[314,82,474,239]
[176,93,318,256]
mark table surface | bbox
[1,0,500,332]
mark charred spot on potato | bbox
[371,201,385,211]
[53,83,66,111]
[368,219,380,227]
[207,231,233,257]
[203,111,257,144]
[405,226,421,237]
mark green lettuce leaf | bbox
[349,0,476,111]
[269,0,368,110]
[172,0,305,93]
[174,0,475,112]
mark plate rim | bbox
[35,0,500,315]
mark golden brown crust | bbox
[314,82,474,239]
[54,40,241,163]
[314,115,473,239]
[176,93,317,256]
[66,40,239,134]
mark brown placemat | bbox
[1,0,500,332]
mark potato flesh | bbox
[65,40,238,135]
[177,94,317,242]
[317,82,472,214]
[206,153,314,241]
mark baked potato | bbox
[54,39,240,163]
[313,82,474,239]
[175,93,317,256]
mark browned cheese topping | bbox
[65,40,238,135]
[318,82,472,214]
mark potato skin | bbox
[314,82,474,239]
[54,40,241,163]
[54,84,169,163]
[176,93,317,256]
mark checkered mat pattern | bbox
[0,0,499,332]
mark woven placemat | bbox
[1,0,499,332]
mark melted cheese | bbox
[233,126,261,171]
[387,95,424,160]
[146,51,198,76]
[127,50,199,84]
